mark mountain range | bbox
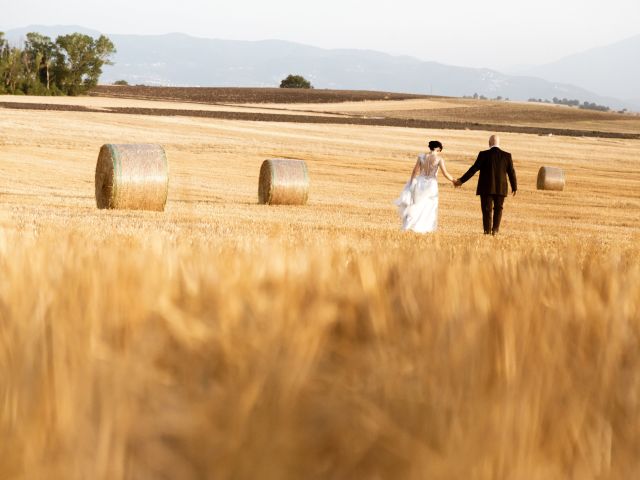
[3,25,639,110]
[525,34,640,106]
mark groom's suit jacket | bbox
[459,147,517,196]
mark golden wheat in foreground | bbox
[1,231,639,480]
[1,99,640,479]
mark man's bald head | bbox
[489,135,500,147]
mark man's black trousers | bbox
[480,194,506,234]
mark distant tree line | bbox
[462,93,618,113]
[0,31,116,96]
[463,93,510,101]
[528,97,612,112]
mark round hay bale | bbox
[537,166,565,191]
[95,144,169,211]
[258,159,309,205]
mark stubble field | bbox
[1,91,639,479]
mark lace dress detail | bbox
[418,152,441,178]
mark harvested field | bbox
[2,103,639,237]
[2,100,638,140]
[88,86,640,136]
[371,102,640,135]
[1,92,640,479]
[244,98,468,113]
[0,95,344,118]
[90,85,430,104]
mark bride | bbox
[396,140,455,233]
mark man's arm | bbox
[507,153,517,195]
[458,153,483,185]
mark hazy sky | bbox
[3,0,639,69]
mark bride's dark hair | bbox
[428,140,443,151]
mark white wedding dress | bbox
[395,152,441,233]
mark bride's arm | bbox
[409,158,421,182]
[439,157,455,182]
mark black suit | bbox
[459,147,517,234]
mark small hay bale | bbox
[258,159,309,205]
[537,166,565,191]
[95,144,169,211]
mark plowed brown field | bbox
[91,85,430,104]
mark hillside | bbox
[526,34,640,104]
[4,25,634,110]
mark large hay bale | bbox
[537,166,565,191]
[258,159,309,205]
[95,144,169,211]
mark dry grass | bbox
[372,104,640,135]
[1,232,639,479]
[1,97,640,479]
[0,94,343,118]
[242,98,640,135]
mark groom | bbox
[454,135,517,235]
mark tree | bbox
[0,32,7,93]
[25,33,57,91]
[280,74,312,89]
[113,79,129,85]
[54,33,116,95]
[0,31,116,95]
[1,45,26,94]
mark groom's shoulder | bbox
[486,147,512,156]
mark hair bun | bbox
[428,140,443,151]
